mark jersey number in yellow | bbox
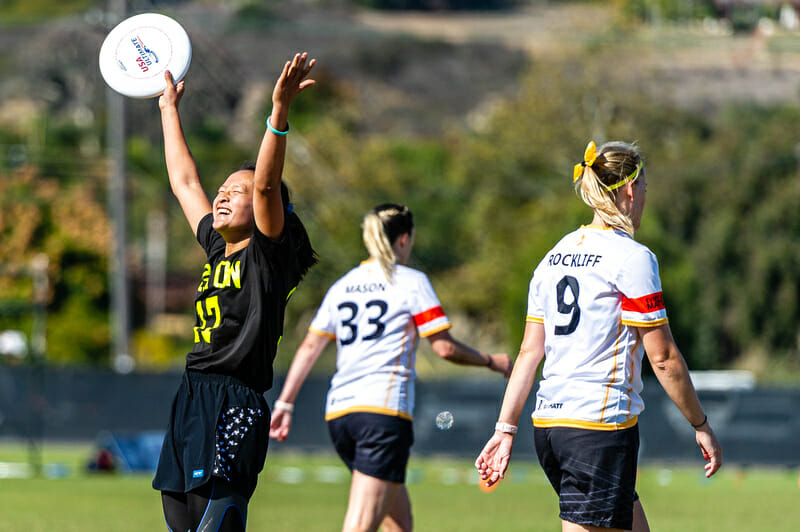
[194,295,221,343]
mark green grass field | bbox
[1,442,798,531]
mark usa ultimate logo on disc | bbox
[99,13,192,99]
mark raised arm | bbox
[253,52,316,239]
[639,323,722,478]
[269,330,330,442]
[426,330,512,377]
[475,321,545,486]
[158,71,212,235]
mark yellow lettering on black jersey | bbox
[198,264,211,292]
[212,260,242,290]
[194,295,221,343]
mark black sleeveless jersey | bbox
[185,213,301,392]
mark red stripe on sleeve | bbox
[621,292,665,314]
[414,306,446,326]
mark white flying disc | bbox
[99,13,192,99]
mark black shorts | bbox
[327,412,414,483]
[534,424,639,530]
[153,371,270,499]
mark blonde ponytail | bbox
[363,211,397,281]
[362,204,415,282]
[574,141,642,236]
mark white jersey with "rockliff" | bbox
[309,260,450,421]
[526,226,668,431]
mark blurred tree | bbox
[353,0,520,10]
[0,164,111,364]
[0,0,100,22]
[619,0,715,23]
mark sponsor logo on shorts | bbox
[192,469,204,478]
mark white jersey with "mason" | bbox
[309,260,451,421]
[526,226,668,431]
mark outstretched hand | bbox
[272,52,316,112]
[475,432,514,488]
[158,70,184,110]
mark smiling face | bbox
[212,170,255,239]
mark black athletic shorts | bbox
[153,371,270,499]
[327,412,414,483]
[534,424,639,530]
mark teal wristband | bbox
[266,116,289,136]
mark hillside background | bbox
[2,0,800,382]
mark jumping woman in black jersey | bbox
[152,53,318,532]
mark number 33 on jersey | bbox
[194,260,241,343]
[308,259,450,421]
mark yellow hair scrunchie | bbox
[573,141,598,183]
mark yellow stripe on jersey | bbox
[526,316,544,323]
[533,415,638,431]
[418,322,451,338]
[325,406,413,422]
[600,321,623,423]
[309,327,336,340]
[621,317,669,328]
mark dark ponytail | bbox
[281,181,318,280]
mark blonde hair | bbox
[574,141,642,236]
[362,204,414,282]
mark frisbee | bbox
[99,13,191,99]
